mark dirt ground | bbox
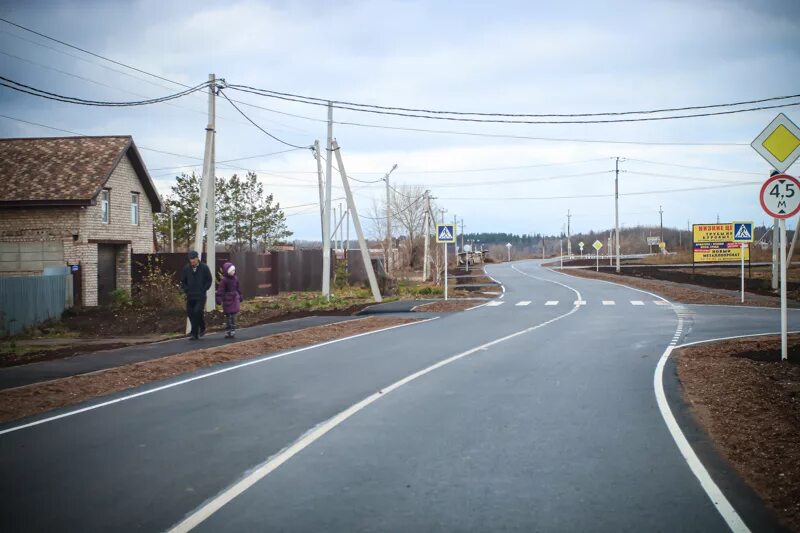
[0,316,418,425]
[561,268,785,306]
[677,335,800,531]
[413,300,484,312]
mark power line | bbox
[228,83,800,119]
[438,181,757,201]
[625,158,766,176]
[227,85,800,124]
[0,16,188,88]
[0,75,210,106]
[218,89,312,151]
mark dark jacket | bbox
[181,262,213,299]
[216,262,243,314]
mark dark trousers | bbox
[187,296,206,337]
[225,313,237,335]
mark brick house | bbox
[0,136,163,306]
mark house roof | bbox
[0,135,163,211]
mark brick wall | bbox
[0,153,158,306]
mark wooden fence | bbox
[132,252,278,298]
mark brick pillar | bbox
[116,243,132,294]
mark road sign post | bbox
[758,173,800,360]
[506,242,512,262]
[733,222,754,304]
[436,224,456,301]
[592,240,603,272]
[578,241,584,257]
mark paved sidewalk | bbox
[0,316,359,391]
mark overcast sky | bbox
[1,0,799,241]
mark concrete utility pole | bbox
[169,208,174,253]
[423,190,430,281]
[338,202,344,251]
[615,157,621,273]
[384,164,397,275]
[314,140,325,244]
[322,102,333,300]
[567,209,572,257]
[659,205,664,244]
[332,140,382,302]
[206,114,216,312]
[453,215,458,268]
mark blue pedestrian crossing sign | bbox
[733,221,754,242]
[436,224,456,243]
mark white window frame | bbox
[100,189,110,224]
[131,192,139,226]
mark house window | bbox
[100,189,110,224]
[131,193,139,225]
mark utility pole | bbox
[332,140,382,302]
[615,157,621,273]
[338,202,343,252]
[453,215,458,269]
[314,140,325,245]
[322,102,333,300]
[345,209,350,255]
[659,205,664,244]
[169,207,174,253]
[384,164,397,275]
[567,209,572,257]
[423,190,430,281]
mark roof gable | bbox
[0,136,163,212]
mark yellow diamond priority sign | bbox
[751,113,800,173]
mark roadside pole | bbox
[444,242,448,301]
[322,102,333,301]
[780,219,788,359]
[772,219,779,290]
[596,248,599,272]
[741,243,746,303]
[559,240,563,269]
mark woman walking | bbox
[216,262,243,338]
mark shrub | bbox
[133,257,184,310]
[111,288,132,308]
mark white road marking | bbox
[654,300,670,306]
[544,263,750,532]
[602,300,616,306]
[486,301,505,307]
[630,300,645,306]
[574,300,587,305]
[545,301,559,306]
[515,301,531,306]
[656,343,750,532]
[0,319,439,437]
[170,267,585,532]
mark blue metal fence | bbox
[0,275,67,337]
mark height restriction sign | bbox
[760,173,800,219]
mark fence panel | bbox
[0,275,67,336]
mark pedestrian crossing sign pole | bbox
[732,221,754,304]
[436,224,456,300]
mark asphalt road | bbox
[2,260,798,532]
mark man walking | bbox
[181,251,213,340]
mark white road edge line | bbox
[544,262,751,530]
[483,266,506,299]
[0,318,439,437]
[168,265,585,532]
[656,345,750,533]
[674,330,800,350]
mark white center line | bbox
[545,300,559,306]
[630,300,645,306]
[602,300,616,306]
[515,301,531,306]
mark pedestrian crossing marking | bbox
[630,300,645,306]
[545,300,559,306]
[602,300,615,305]
[653,300,669,306]
[515,301,531,306]
[486,300,505,307]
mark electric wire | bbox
[218,89,312,151]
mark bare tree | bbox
[390,184,427,268]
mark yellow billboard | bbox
[693,223,735,243]
[693,242,750,262]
